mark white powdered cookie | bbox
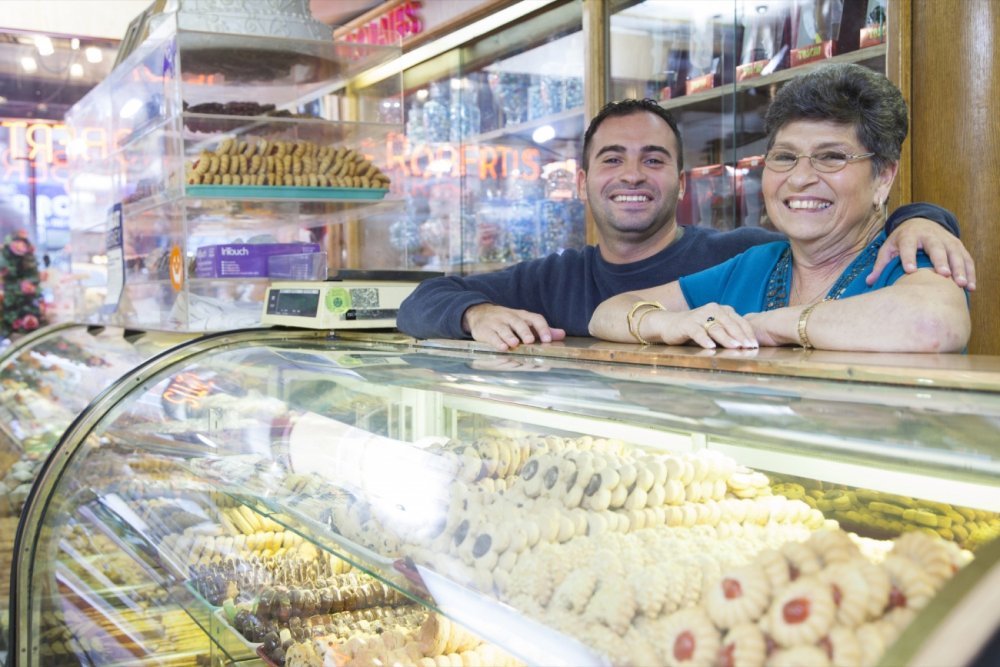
[705,564,771,629]
[823,624,862,667]
[882,554,936,612]
[766,644,830,667]
[657,608,721,667]
[767,575,836,647]
[819,560,872,627]
[719,622,767,667]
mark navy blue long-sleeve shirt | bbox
[396,202,959,339]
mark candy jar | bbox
[449,78,481,142]
[406,98,426,144]
[497,72,528,127]
[541,75,565,115]
[422,80,451,143]
[527,75,545,121]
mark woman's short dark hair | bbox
[764,63,908,175]
[583,99,684,172]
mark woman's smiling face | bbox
[763,120,896,249]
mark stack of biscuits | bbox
[185,137,391,189]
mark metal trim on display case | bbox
[7,326,328,665]
[881,536,1000,666]
[0,322,82,367]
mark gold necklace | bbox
[792,274,834,305]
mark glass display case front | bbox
[0,323,192,651]
[65,7,403,332]
[10,332,1000,666]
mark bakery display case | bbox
[0,322,192,649]
[9,331,1000,666]
[64,5,403,331]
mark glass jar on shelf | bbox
[422,81,451,143]
[449,78,481,142]
[490,71,528,127]
[528,75,545,121]
[541,75,565,115]
[406,97,426,145]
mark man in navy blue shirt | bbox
[397,99,973,351]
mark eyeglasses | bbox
[764,150,875,173]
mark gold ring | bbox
[703,317,720,333]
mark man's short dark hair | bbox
[582,99,684,172]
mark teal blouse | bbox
[678,232,933,313]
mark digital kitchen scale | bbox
[261,269,442,330]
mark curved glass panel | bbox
[14,334,1000,666]
[0,324,190,649]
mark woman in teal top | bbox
[589,64,970,353]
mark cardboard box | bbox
[195,243,321,278]
[739,3,791,80]
[860,23,886,48]
[686,73,715,96]
[685,164,737,231]
[736,59,770,82]
[736,155,767,228]
[790,39,835,67]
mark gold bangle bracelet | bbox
[797,302,821,349]
[626,301,665,345]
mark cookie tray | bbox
[415,564,610,667]
[186,185,389,200]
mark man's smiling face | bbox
[578,111,685,247]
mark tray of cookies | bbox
[185,138,392,195]
[186,185,388,200]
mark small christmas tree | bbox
[0,230,46,338]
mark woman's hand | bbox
[651,304,759,349]
[744,310,799,348]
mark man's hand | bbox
[870,217,976,290]
[462,304,566,351]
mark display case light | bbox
[34,35,55,56]
[20,56,38,73]
[428,158,452,174]
[532,124,556,144]
[70,63,84,78]
[85,46,103,63]
[70,38,80,50]
[119,98,144,119]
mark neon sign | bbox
[343,1,423,45]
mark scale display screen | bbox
[266,288,320,317]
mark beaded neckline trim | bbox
[764,236,885,311]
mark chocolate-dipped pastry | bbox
[275,586,292,624]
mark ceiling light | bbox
[21,56,38,73]
[532,124,555,144]
[85,46,103,63]
[70,63,84,78]
[34,35,55,56]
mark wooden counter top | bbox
[407,336,1000,392]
